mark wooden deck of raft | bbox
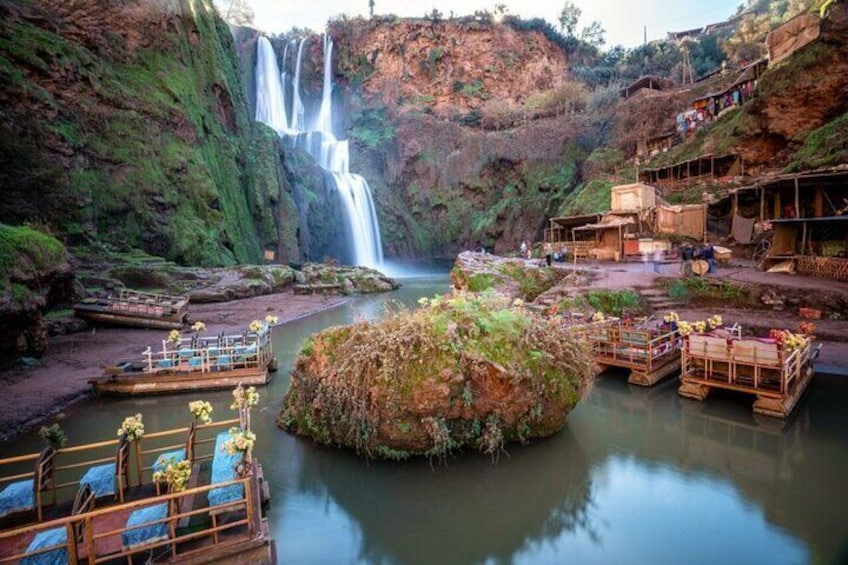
[583,321,682,386]
[571,318,816,418]
[0,419,273,564]
[678,334,816,419]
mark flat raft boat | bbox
[90,322,276,396]
[73,288,189,330]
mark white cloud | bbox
[247,0,739,48]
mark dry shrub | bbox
[278,290,596,461]
[481,99,521,130]
[524,81,589,120]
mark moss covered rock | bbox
[278,291,595,460]
[298,263,399,294]
[0,224,73,363]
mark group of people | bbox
[679,241,716,276]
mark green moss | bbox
[558,179,613,215]
[786,110,848,172]
[468,273,496,292]
[0,223,67,276]
[0,1,280,267]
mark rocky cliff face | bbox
[330,17,570,114]
[0,0,299,266]
[317,19,583,258]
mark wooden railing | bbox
[586,322,681,373]
[682,335,813,396]
[136,328,273,374]
[0,475,257,564]
[0,419,239,516]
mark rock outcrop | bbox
[0,224,73,364]
[278,291,595,460]
[0,0,299,266]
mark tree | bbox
[369,0,375,18]
[558,1,582,36]
[214,0,255,26]
[580,20,606,46]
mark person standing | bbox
[520,240,528,258]
[680,242,694,276]
[701,242,716,274]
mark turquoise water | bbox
[2,272,847,564]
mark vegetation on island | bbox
[278,290,595,461]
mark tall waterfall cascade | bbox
[254,35,383,269]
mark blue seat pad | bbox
[80,464,115,497]
[208,432,244,508]
[122,503,169,548]
[0,479,34,517]
[22,527,67,565]
[152,449,186,474]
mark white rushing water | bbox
[254,34,383,269]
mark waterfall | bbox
[313,34,334,135]
[254,34,384,269]
[289,38,307,134]
[254,37,288,133]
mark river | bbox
[2,272,847,564]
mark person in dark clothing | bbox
[679,242,695,276]
[700,242,716,274]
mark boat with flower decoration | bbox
[678,324,820,418]
[73,288,189,330]
[580,312,689,386]
[89,318,278,397]
[0,389,274,563]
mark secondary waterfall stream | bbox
[254,35,383,269]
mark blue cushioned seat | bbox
[157,359,174,368]
[208,432,244,508]
[152,449,186,474]
[21,527,67,565]
[122,503,169,549]
[0,479,34,518]
[79,464,115,497]
[216,355,231,366]
[188,357,202,367]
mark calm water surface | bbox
[3,271,847,564]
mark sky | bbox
[247,0,742,48]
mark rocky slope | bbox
[330,16,570,114]
[0,224,73,364]
[0,0,298,266]
[643,4,848,175]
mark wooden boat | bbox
[678,331,819,418]
[74,288,188,330]
[90,322,276,396]
[583,318,683,386]
[0,419,275,564]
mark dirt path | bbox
[0,292,350,443]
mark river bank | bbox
[0,291,350,443]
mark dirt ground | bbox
[1,258,846,443]
[0,291,349,443]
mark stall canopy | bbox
[655,203,706,240]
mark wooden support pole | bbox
[801,221,807,256]
[760,187,765,222]
[814,185,824,217]
[794,177,800,218]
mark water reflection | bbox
[569,373,848,563]
[282,429,593,565]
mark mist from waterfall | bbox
[254,34,383,269]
